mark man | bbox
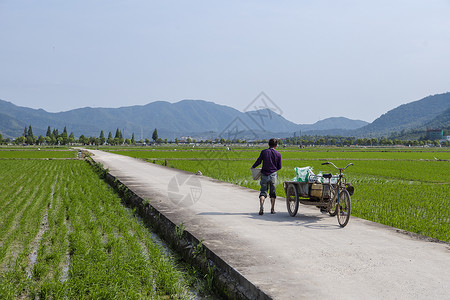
[252,138,282,215]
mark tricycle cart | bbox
[283,162,354,227]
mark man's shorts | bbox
[260,172,277,199]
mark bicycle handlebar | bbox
[321,162,353,171]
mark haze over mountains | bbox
[0,92,449,140]
[0,99,367,139]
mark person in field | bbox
[251,138,282,215]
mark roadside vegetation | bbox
[0,150,200,299]
[111,145,450,243]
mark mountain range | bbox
[0,92,449,140]
[357,93,450,137]
[0,99,367,140]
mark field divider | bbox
[25,174,58,279]
[0,173,48,265]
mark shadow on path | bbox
[198,211,341,230]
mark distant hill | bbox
[0,99,367,140]
[300,117,368,131]
[420,107,450,130]
[389,107,450,140]
[356,92,450,137]
[0,112,27,137]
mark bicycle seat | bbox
[323,173,333,179]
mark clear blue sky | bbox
[1,0,449,124]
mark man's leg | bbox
[259,175,268,215]
[270,197,276,214]
[269,174,277,214]
[259,195,265,215]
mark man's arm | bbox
[277,152,282,170]
[252,152,263,168]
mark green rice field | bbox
[0,149,76,159]
[111,146,450,243]
[1,145,448,299]
[0,150,194,299]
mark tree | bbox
[27,125,35,144]
[61,127,68,145]
[78,135,89,145]
[114,128,124,144]
[90,136,100,145]
[152,128,158,142]
[46,126,52,137]
[99,131,106,145]
[38,135,45,145]
[15,136,25,145]
[120,131,124,144]
[107,132,113,145]
[51,134,57,145]
[131,133,135,144]
[114,128,121,139]
[50,128,59,145]
[114,128,121,145]
[69,132,75,144]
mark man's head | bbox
[269,138,278,148]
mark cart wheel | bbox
[286,184,299,217]
[328,190,338,217]
[337,189,351,227]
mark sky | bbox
[1,0,450,124]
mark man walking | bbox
[252,138,282,215]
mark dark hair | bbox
[268,138,277,148]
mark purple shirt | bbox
[252,147,282,175]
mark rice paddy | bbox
[0,151,194,299]
[112,146,450,242]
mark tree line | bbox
[1,125,448,147]
[283,136,449,147]
[0,126,161,146]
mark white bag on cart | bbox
[292,166,313,183]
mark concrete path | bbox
[88,150,450,300]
